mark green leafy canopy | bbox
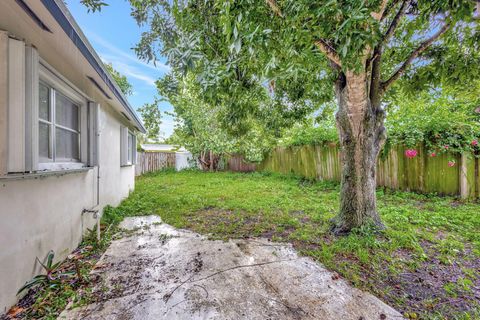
[97,1,477,128]
[138,98,163,142]
[104,62,133,96]
[85,0,480,159]
[158,74,276,161]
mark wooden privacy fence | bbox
[226,155,257,172]
[135,152,176,176]
[227,144,480,199]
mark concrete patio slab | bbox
[58,216,404,320]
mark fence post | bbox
[459,153,469,199]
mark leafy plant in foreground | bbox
[17,251,74,295]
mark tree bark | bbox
[332,70,386,234]
[199,151,209,171]
[209,150,214,172]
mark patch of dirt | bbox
[378,242,480,319]
[304,241,480,319]
[260,225,297,241]
[187,208,270,239]
[450,200,465,208]
[186,252,204,273]
[190,208,321,243]
[188,208,326,256]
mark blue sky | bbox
[66,1,174,138]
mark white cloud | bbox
[87,30,170,72]
[84,29,177,137]
[121,68,157,87]
[83,29,170,88]
[101,56,157,86]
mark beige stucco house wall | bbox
[0,0,145,313]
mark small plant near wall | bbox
[6,225,118,319]
[17,251,75,295]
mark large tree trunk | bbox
[198,150,220,171]
[332,71,386,234]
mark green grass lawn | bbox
[106,169,480,320]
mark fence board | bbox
[227,155,256,172]
[136,152,176,176]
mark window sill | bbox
[38,162,86,171]
[121,163,135,167]
[0,167,94,181]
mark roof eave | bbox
[41,0,147,133]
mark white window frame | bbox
[0,37,102,176]
[37,63,88,171]
[38,82,81,163]
[121,126,136,167]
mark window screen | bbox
[55,92,79,130]
[56,128,80,160]
[39,83,50,121]
[38,83,52,161]
[38,83,80,162]
[38,122,51,160]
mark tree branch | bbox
[314,39,342,67]
[265,0,341,67]
[381,0,402,21]
[371,0,389,20]
[369,0,409,103]
[381,0,409,46]
[369,50,382,107]
[382,22,451,91]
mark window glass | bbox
[39,82,82,164]
[55,92,79,130]
[39,83,50,121]
[39,122,51,160]
[55,128,79,161]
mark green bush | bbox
[386,90,480,155]
[280,118,338,147]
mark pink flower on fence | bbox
[405,149,418,159]
[472,140,478,146]
[430,152,436,157]
[444,145,449,150]
[448,160,456,167]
